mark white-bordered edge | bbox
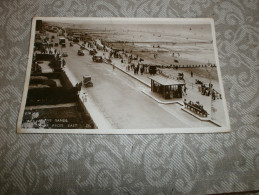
[17,17,231,134]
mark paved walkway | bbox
[62,66,113,129]
[25,103,76,110]
[142,89,183,105]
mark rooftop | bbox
[149,75,185,86]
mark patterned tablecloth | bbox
[0,0,258,194]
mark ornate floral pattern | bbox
[0,0,258,194]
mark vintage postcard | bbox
[17,17,231,134]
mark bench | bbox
[184,102,209,117]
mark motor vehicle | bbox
[78,50,84,56]
[83,75,93,87]
[89,49,97,55]
[59,37,65,43]
[73,35,80,43]
[92,55,103,63]
[96,44,103,50]
[62,52,68,57]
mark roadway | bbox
[58,41,188,129]
[51,34,215,129]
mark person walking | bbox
[184,85,187,95]
[62,59,66,67]
[212,90,216,100]
[140,65,144,75]
[136,64,139,74]
[112,62,115,70]
[184,99,187,107]
[82,92,87,103]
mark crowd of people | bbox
[197,82,221,100]
[88,39,150,76]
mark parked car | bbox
[92,55,103,63]
[62,52,68,57]
[78,50,84,56]
[83,75,93,87]
[89,49,97,55]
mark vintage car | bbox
[62,52,68,57]
[89,49,97,55]
[78,50,84,56]
[92,55,103,63]
[96,44,103,50]
[83,75,93,87]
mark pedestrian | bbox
[140,66,144,75]
[136,64,139,74]
[184,85,187,95]
[62,59,66,67]
[212,90,216,100]
[112,63,115,70]
[82,93,87,103]
[191,71,193,77]
[131,63,134,71]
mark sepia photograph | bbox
[17,17,231,134]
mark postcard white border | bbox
[17,17,231,134]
